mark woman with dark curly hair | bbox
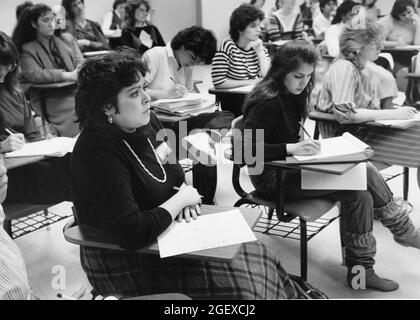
[211,3,270,116]
[121,0,165,55]
[12,3,82,137]
[71,48,297,299]
[62,0,109,52]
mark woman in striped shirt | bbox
[211,4,270,116]
[267,0,304,41]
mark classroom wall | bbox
[0,0,197,42]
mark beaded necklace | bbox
[123,138,167,184]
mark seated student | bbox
[101,0,127,40]
[16,1,34,20]
[362,0,380,21]
[313,0,337,39]
[267,0,304,41]
[62,0,110,53]
[70,50,297,300]
[211,4,270,117]
[12,4,82,137]
[242,39,420,292]
[121,0,165,55]
[143,26,234,205]
[324,1,398,109]
[0,31,71,205]
[0,158,31,300]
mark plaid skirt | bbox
[80,241,297,300]
[319,121,420,168]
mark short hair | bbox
[332,0,358,24]
[339,22,384,61]
[62,0,84,20]
[12,4,52,52]
[113,0,127,10]
[75,48,148,129]
[171,26,217,65]
[126,0,151,28]
[0,32,20,94]
[391,0,416,20]
[229,4,265,42]
[319,0,337,12]
[16,1,34,20]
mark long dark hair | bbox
[331,0,357,24]
[126,0,151,28]
[62,0,84,20]
[0,32,21,94]
[12,3,52,52]
[244,40,318,115]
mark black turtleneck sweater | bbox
[71,113,185,250]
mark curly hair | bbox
[171,26,217,65]
[244,39,318,113]
[62,0,84,20]
[391,0,416,20]
[75,47,148,129]
[0,32,20,94]
[126,0,150,28]
[229,4,265,42]
[339,22,384,63]
[12,3,52,52]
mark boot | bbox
[347,268,399,292]
[375,198,420,249]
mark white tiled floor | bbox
[13,124,420,300]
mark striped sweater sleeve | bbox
[211,40,232,86]
[267,14,282,42]
[293,13,304,38]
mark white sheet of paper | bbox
[150,93,204,106]
[157,209,257,258]
[301,162,367,190]
[5,137,76,158]
[374,112,420,127]
[229,84,255,93]
[294,133,370,162]
[139,30,153,49]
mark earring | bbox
[107,115,113,124]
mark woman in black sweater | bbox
[242,40,420,292]
[121,0,165,55]
[71,49,297,299]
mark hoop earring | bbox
[108,115,113,124]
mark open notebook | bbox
[5,137,76,158]
[291,132,372,164]
[151,93,216,116]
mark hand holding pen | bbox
[286,122,321,156]
[0,128,25,153]
[169,77,187,98]
[173,185,202,223]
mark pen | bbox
[5,128,14,136]
[57,293,77,300]
[299,122,313,140]
[173,186,204,198]
[170,77,178,85]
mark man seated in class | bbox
[142,26,234,205]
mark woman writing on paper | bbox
[242,39,420,292]
[0,32,71,205]
[71,49,297,299]
[121,0,165,55]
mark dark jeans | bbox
[250,162,394,269]
[5,154,72,204]
[162,111,234,204]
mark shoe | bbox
[394,229,420,249]
[182,131,218,165]
[347,270,399,292]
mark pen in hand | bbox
[173,186,204,199]
[299,122,321,152]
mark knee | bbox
[366,162,382,181]
[348,190,374,209]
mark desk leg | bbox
[275,169,286,222]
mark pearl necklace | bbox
[123,138,167,184]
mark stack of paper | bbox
[151,93,216,116]
[5,137,76,158]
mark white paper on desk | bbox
[294,133,371,162]
[301,162,367,190]
[5,137,76,158]
[374,112,420,127]
[139,30,153,49]
[150,93,204,106]
[229,84,255,93]
[157,209,257,258]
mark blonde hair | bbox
[339,22,383,63]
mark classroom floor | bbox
[12,121,420,300]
